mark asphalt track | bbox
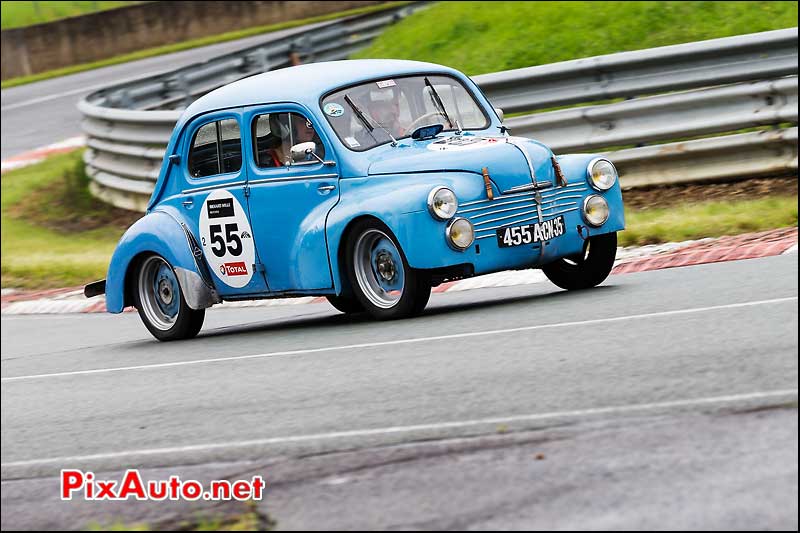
[1,254,798,529]
[0,21,331,160]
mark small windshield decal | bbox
[323,102,345,117]
[345,136,361,147]
[376,79,396,88]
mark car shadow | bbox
[194,284,621,340]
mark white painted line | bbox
[783,243,798,255]
[2,296,796,383]
[2,388,796,471]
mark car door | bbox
[242,105,340,292]
[180,111,270,297]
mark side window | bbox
[188,118,242,178]
[219,119,242,174]
[251,112,325,169]
[189,122,219,178]
[252,113,290,168]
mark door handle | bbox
[317,184,336,194]
[182,198,194,208]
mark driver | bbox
[350,85,407,146]
[291,115,325,160]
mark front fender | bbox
[557,153,626,235]
[105,211,218,313]
[326,172,486,292]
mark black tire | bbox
[542,232,617,290]
[345,219,431,320]
[325,293,364,314]
[132,254,205,341]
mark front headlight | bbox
[582,195,610,227]
[427,187,458,220]
[446,218,474,251]
[587,158,618,191]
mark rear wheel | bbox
[345,220,431,320]
[133,255,204,341]
[542,232,617,290]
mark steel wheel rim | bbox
[138,256,179,331]
[353,229,405,309]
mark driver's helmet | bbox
[268,113,291,140]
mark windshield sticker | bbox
[376,79,396,89]
[345,136,361,148]
[323,102,345,117]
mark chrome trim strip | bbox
[461,190,536,207]
[459,195,534,214]
[248,173,338,186]
[460,182,586,208]
[182,180,247,194]
[461,194,585,218]
[473,208,539,227]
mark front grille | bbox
[457,182,588,240]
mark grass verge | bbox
[0,1,138,29]
[620,195,798,246]
[1,2,412,89]
[1,151,137,289]
[355,1,799,76]
[1,153,796,289]
[86,502,274,531]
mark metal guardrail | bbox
[79,23,799,211]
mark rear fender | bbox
[105,211,219,313]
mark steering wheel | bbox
[405,111,450,134]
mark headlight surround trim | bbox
[427,186,458,220]
[586,157,618,191]
[582,194,610,227]
[445,217,475,251]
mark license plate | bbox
[496,216,565,248]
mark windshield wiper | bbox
[344,93,398,146]
[424,77,455,130]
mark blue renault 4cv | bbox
[85,59,625,341]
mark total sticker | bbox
[199,190,256,289]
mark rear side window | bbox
[189,118,242,178]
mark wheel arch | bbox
[105,211,219,313]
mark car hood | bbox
[367,135,557,193]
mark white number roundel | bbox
[198,190,255,288]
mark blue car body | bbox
[103,59,625,313]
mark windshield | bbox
[321,74,490,151]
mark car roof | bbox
[176,59,464,128]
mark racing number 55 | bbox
[208,223,242,257]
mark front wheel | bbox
[345,220,431,320]
[325,293,364,314]
[542,232,617,290]
[133,255,205,341]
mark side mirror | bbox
[494,108,504,122]
[169,153,181,165]
[290,142,317,163]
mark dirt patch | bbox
[622,176,798,210]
